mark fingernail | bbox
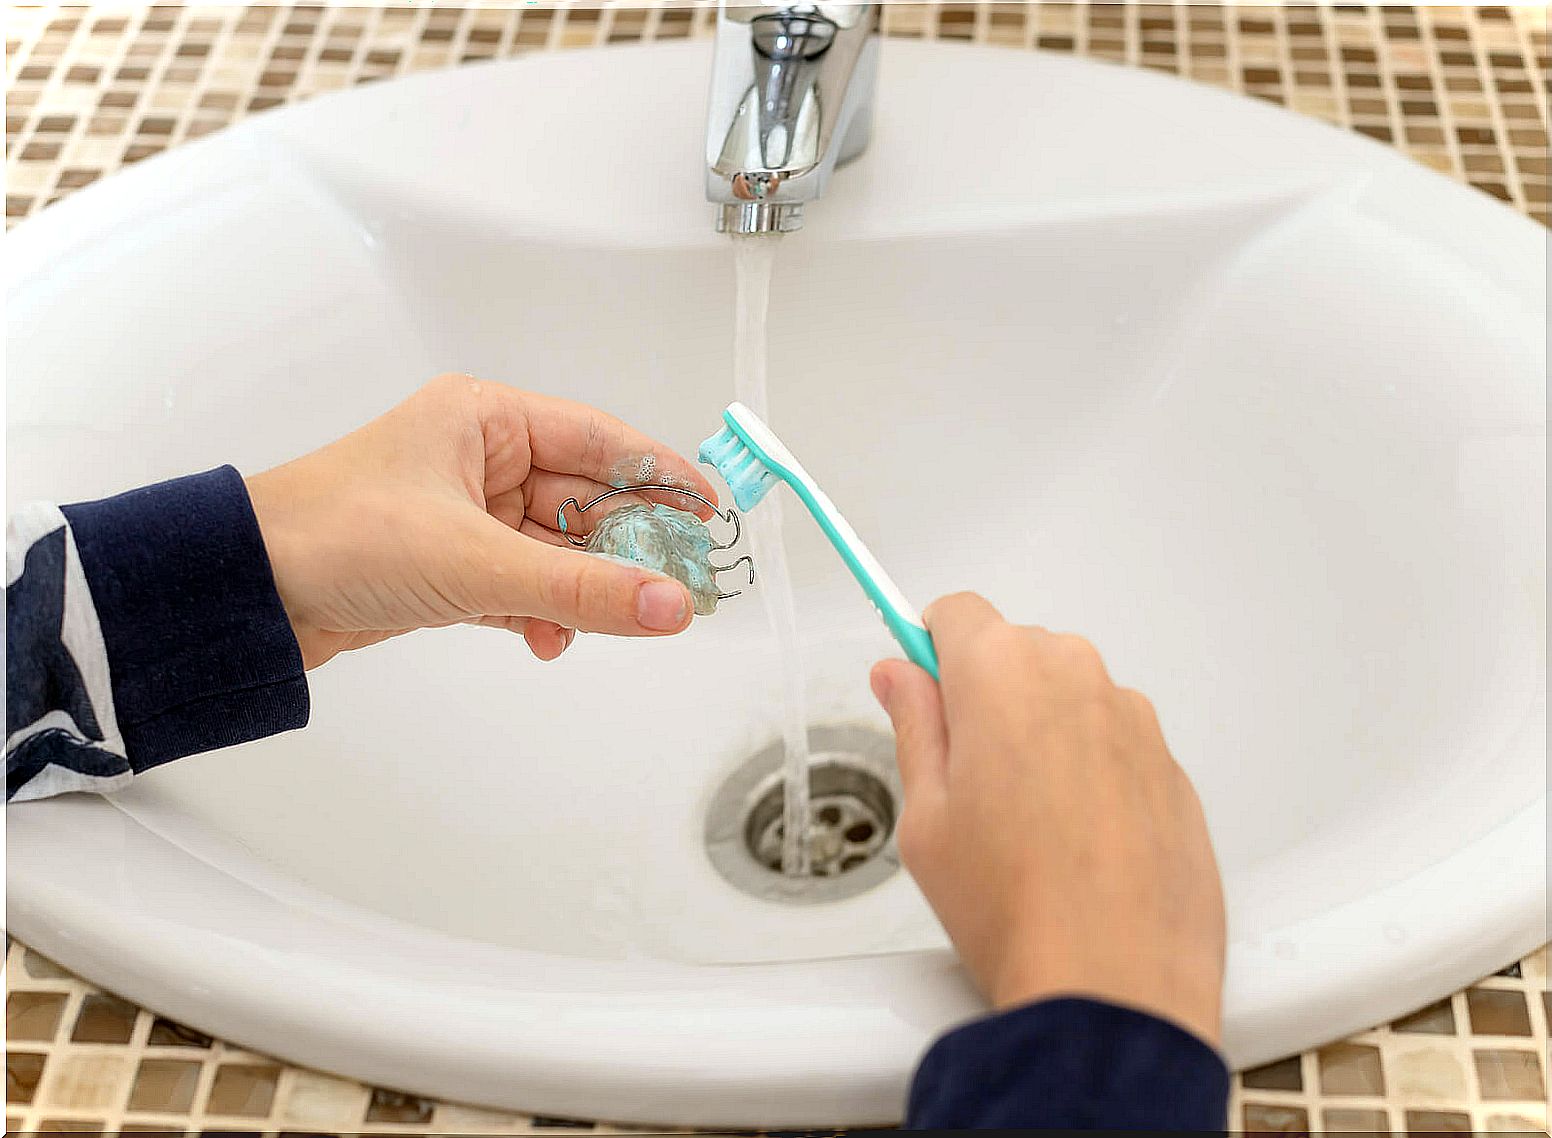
[637,580,689,631]
[870,669,892,708]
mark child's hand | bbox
[245,374,718,669]
[870,593,1227,1048]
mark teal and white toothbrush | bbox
[698,402,940,681]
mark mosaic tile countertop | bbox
[5,942,1548,1135]
[5,2,1550,1133]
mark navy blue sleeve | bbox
[58,465,308,774]
[907,996,1230,1130]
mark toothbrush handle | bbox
[786,481,941,682]
[880,604,941,681]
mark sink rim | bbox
[9,794,1545,1124]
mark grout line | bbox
[1462,3,1528,211]
[1316,1,1353,129]
[1223,1,1244,97]
[1363,3,1406,148]
[1416,4,1468,182]
[1509,4,1549,122]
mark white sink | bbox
[6,40,1545,1127]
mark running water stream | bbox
[730,234,812,878]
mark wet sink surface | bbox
[5,40,1545,1126]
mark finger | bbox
[489,476,643,536]
[468,613,528,633]
[871,658,949,804]
[921,592,1010,676]
[1120,687,1169,749]
[1048,631,1114,685]
[513,390,718,502]
[470,516,693,636]
[517,518,575,549]
[523,620,570,661]
[500,473,713,540]
[469,613,568,660]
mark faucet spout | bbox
[705,3,880,234]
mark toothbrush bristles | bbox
[697,424,780,511]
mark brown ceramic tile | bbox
[148,1017,213,1048]
[37,1120,107,1132]
[7,1051,47,1105]
[127,1059,202,1113]
[135,116,176,136]
[1472,1048,1546,1101]
[1319,1042,1387,1096]
[1324,1107,1391,1132]
[1403,1110,1473,1134]
[71,993,139,1044]
[56,168,99,190]
[8,991,68,1041]
[204,1064,279,1118]
[1393,998,1457,1035]
[1466,988,1533,1035]
[1243,1101,1312,1133]
[365,1087,434,1124]
[1243,1054,1304,1091]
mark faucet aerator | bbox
[717,202,806,236]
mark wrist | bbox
[244,468,329,669]
[988,944,1223,1049]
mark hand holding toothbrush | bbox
[871,592,1227,1051]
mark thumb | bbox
[473,519,693,636]
[870,659,949,803]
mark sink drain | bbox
[704,724,902,904]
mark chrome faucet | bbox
[705,3,881,235]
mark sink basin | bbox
[6,40,1545,1126]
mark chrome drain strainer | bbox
[704,724,901,904]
